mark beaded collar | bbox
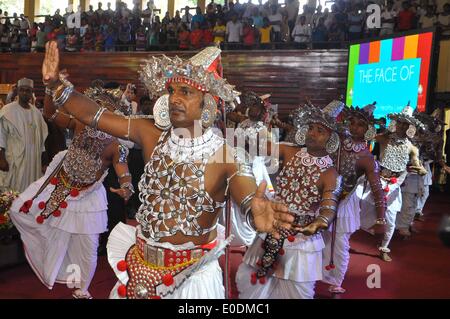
[343,137,367,153]
[160,128,224,162]
[297,148,333,169]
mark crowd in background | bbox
[0,0,449,52]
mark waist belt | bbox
[136,236,217,268]
[380,167,402,179]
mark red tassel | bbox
[117,284,127,297]
[36,216,45,224]
[50,177,59,185]
[70,189,79,197]
[279,248,285,256]
[150,295,161,299]
[259,276,266,284]
[287,235,295,242]
[390,177,398,184]
[117,260,127,272]
[325,265,331,271]
[60,201,68,209]
[250,272,257,285]
[53,210,61,217]
[38,201,46,209]
[162,273,174,286]
[383,186,390,193]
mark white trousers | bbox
[416,185,430,215]
[10,209,99,292]
[396,192,418,230]
[322,230,352,287]
[236,263,316,299]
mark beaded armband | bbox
[118,144,129,163]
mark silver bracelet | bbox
[316,215,330,227]
[48,109,59,122]
[245,209,257,231]
[91,107,107,131]
[118,172,131,179]
[240,192,255,216]
[319,205,337,212]
[120,182,135,199]
[45,87,54,96]
[53,85,74,108]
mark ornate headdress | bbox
[139,47,240,130]
[294,100,345,153]
[344,102,377,140]
[84,86,126,113]
[414,108,446,133]
[387,102,425,138]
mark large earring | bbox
[201,93,217,129]
[387,120,396,133]
[326,132,340,154]
[406,124,416,138]
[295,125,309,146]
[364,125,377,141]
[153,94,171,130]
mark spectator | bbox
[243,0,257,19]
[118,18,131,51]
[167,23,178,49]
[216,4,225,22]
[347,5,364,41]
[19,14,30,32]
[162,11,171,25]
[251,7,264,29]
[82,28,95,52]
[18,30,30,52]
[323,7,333,30]
[226,13,243,49]
[438,3,450,36]
[147,22,160,50]
[312,17,328,49]
[105,2,114,17]
[203,22,215,46]
[312,5,325,28]
[104,26,116,52]
[35,23,47,52]
[10,29,19,52]
[158,23,168,48]
[243,18,257,48]
[95,28,105,51]
[173,10,182,25]
[96,2,104,18]
[1,25,10,53]
[142,1,156,30]
[213,18,227,45]
[380,0,397,36]
[55,26,66,50]
[333,3,348,40]
[206,1,218,26]
[181,6,193,30]
[280,12,290,44]
[80,18,89,38]
[268,4,282,42]
[397,1,416,31]
[292,15,311,49]
[259,17,273,49]
[178,23,190,50]
[191,6,206,30]
[190,21,203,49]
[234,0,245,16]
[285,0,300,32]
[419,6,437,28]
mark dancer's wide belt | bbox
[136,237,216,268]
[380,167,403,179]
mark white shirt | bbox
[268,13,282,32]
[291,23,311,43]
[438,13,450,35]
[419,15,437,28]
[381,9,397,30]
[286,0,300,21]
[226,21,243,42]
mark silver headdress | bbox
[388,103,425,130]
[138,47,240,129]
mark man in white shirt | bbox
[268,4,282,42]
[380,0,397,36]
[419,6,437,28]
[142,0,157,29]
[285,0,300,31]
[438,3,450,35]
[291,15,311,48]
[226,13,243,49]
[0,78,48,193]
[181,6,193,30]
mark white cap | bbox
[17,78,34,88]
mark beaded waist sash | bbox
[380,167,403,179]
[116,240,217,299]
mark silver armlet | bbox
[52,79,74,108]
[319,205,337,213]
[120,182,135,198]
[90,107,107,131]
[118,172,132,180]
[118,144,129,163]
[316,215,330,227]
[241,192,256,231]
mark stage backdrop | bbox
[346,29,435,119]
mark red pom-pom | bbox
[390,177,398,184]
[60,201,68,209]
[24,199,33,208]
[117,284,127,297]
[329,264,336,269]
[287,235,295,242]
[38,201,46,209]
[256,259,262,267]
[325,265,331,271]
[384,196,388,202]
[279,248,285,256]
[259,276,266,284]
[50,177,59,185]
[20,205,29,214]
[117,260,127,272]
[150,295,161,299]
[70,189,80,197]
[36,216,45,224]
[383,186,390,193]
[250,276,257,285]
[53,210,61,217]
[162,273,174,286]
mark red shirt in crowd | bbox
[190,29,203,49]
[178,30,190,49]
[243,25,256,46]
[398,9,415,30]
[203,29,214,46]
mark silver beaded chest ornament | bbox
[382,104,425,173]
[252,148,335,282]
[136,128,226,241]
[19,127,113,224]
[414,109,446,162]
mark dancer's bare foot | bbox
[329,285,346,294]
[72,289,93,299]
[380,251,392,262]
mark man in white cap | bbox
[0,78,48,192]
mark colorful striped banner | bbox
[359,43,370,64]
[391,36,405,61]
[369,41,381,63]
